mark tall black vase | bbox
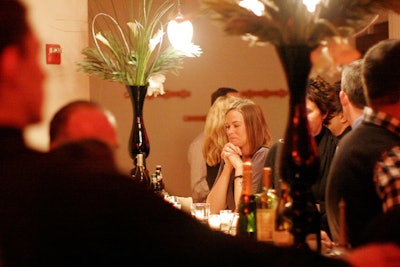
[276,45,321,252]
[126,85,150,166]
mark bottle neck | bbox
[242,162,253,195]
[137,153,144,167]
[263,167,272,189]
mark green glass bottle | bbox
[237,162,257,240]
[155,165,168,197]
[150,173,162,195]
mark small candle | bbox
[219,210,234,233]
[191,203,210,223]
[208,214,221,230]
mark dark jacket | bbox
[326,122,400,248]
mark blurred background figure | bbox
[207,98,272,214]
[0,0,47,265]
[188,87,241,203]
[49,100,119,150]
[48,100,120,173]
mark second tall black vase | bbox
[276,45,321,253]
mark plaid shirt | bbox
[364,107,400,212]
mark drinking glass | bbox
[229,213,240,236]
[219,210,234,234]
[191,203,211,224]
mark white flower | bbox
[95,32,110,47]
[149,29,164,52]
[147,74,166,97]
[178,43,203,57]
[241,34,264,47]
[127,21,138,38]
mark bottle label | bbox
[256,208,275,242]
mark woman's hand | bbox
[221,143,242,169]
[321,230,335,253]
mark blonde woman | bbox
[207,98,272,214]
[188,88,240,203]
[203,95,242,193]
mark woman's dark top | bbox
[206,164,220,189]
[313,126,338,236]
[265,127,338,236]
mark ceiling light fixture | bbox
[167,0,193,50]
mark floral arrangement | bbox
[200,0,400,75]
[77,0,202,96]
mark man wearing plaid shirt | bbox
[375,145,400,212]
[326,39,400,249]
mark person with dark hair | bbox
[188,87,241,202]
[326,39,400,249]
[328,80,351,140]
[0,0,47,265]
[265,76,338,239]
[211,87,240,105]
[306,76,339,238]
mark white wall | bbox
[22,0,89,150]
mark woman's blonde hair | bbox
[203,95,241,166]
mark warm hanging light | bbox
[167,0,193,50]
[303,0,321,13]
[238,0,265,16]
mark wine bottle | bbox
[132,153,151,189]
[256,167,278,243]
[155,165,168,196]
[237,162,257,240]
[150,173,162,195]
